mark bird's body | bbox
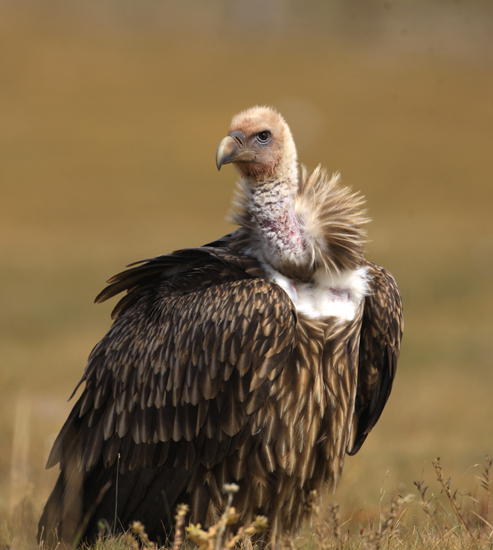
[39,107,403,547]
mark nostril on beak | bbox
[229,130,246,147]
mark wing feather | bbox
[347,261,403,455]
[49,250,296,479]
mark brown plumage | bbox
[38,106,403,548]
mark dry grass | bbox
[1,2,492,549]
[17,457,491,550]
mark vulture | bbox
[38,106,403,548]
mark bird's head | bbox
[216,106,298,185]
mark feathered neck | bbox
[230,166,369,283]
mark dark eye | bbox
[256,131,271,144]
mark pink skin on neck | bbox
[252,198,307,258]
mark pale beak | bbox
[216,130,256,170]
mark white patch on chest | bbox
[265,265,370,321]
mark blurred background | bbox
[1,0,492,542]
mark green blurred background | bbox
[1,0,492,537]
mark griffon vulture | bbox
[38,106,403,547]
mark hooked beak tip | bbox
[216,135,241,171]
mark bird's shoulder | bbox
[95,231,269,319]
[363,260,403,337]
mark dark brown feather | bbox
[347,261,403,455]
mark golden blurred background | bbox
[1,0,492,539]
